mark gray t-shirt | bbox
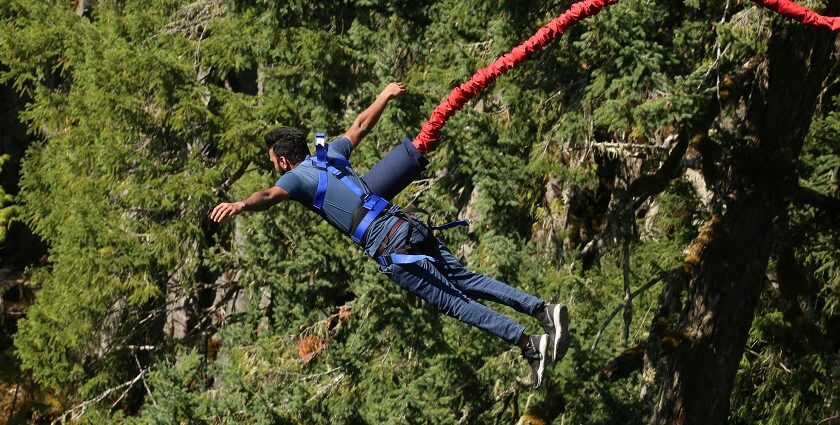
[275,137,402,256]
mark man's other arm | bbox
[344,82,405,148]
[210,186,289,223]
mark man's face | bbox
[268,149,280,173]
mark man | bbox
[210,82,569,388]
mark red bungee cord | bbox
[412,0,839,154]
[751,0,840,31]
[412,0,618,153]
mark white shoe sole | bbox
[536,334,548,388]
[551,304,570,362]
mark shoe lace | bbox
[521,347,541,362]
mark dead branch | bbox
[492,380,527,425]
[626,133,690,212]
[214,160,253,199]
[591,271,666,351]
[134,353,157,406]
[304,372,347,405]
[158,0,225,39]
[600,343,645,381]
[622,217,633,346]
[51,369,149,425]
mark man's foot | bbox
[536,303,570,362]
[521,334,549,389]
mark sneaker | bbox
[537,303,570,362]
[521,334,548,389]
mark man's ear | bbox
[278,156,291,171]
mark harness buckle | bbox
[314,132,326,147]
[362,195,379,210]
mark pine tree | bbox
[0,0,837,423]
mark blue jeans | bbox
[381,221,544,345]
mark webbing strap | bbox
[430,219,470,230]
[309,134,391,244]
[351,195,389,243]
[327,162,365,199]
[376,253,437,267]
[313,137,329,211]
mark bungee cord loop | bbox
[412,0,839,153]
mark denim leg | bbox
[387,259,526,345]
[422,237,544,316]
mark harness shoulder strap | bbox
[313,133,329,211]
[309,132,391,244]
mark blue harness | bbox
[309,133,467,266]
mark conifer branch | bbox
[456,379,527,424]
[774,244,835,353]
[51,369,149,425]
[626,56,761,213]
[792,185,840,220]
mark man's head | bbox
[265,127,309,173]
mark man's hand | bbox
[210,201,245,223]
[210,188,288,222]
[382,82,405,99]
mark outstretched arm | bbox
[344,82,405,148]
[210,186,289,223]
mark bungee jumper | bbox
[210,0,839,390]
[210,83,568,389]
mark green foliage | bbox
[0,0,837,423]
[0,155,17,246]
[732,308,839,425]
[796,98,840,314]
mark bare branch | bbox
[817,414,840,425]
[491,382,526,425]
[214,160,253,199]
[626,134,690,212]
[591,272,665,351]
[158,0,225,39]
[622,220,633,346]
[135,353,157,406]
[51,369,149,424]
[305,372,347,405]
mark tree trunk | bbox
[650,13,838,425]
[650,191,775,424]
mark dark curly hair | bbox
[265,127,310,165]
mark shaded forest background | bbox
[0,0,838,423]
